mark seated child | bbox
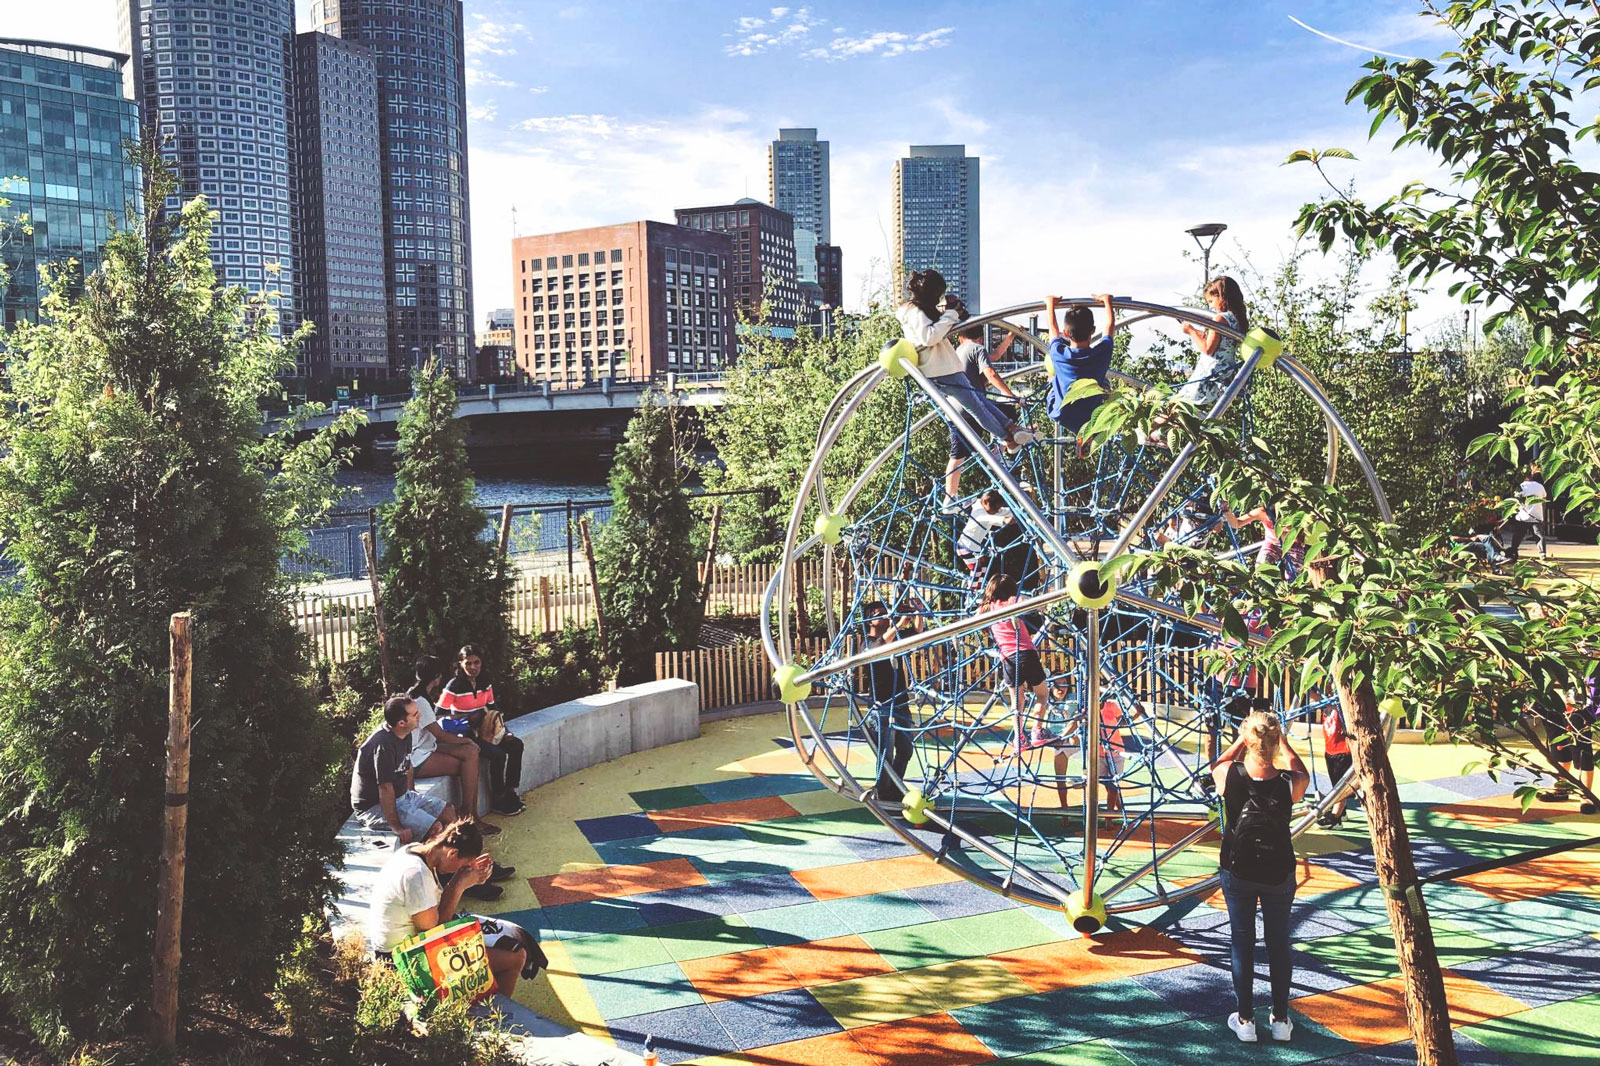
[1044,293,1116,438]
[1175,275,1249,410]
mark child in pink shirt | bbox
[983,573,1051,757]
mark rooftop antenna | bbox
[511,204,519,239]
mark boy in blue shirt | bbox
[1044,293,1116,437]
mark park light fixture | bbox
[1186,222,1228,285]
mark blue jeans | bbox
[1220,868,1296,1021]
[929,372,1013,440]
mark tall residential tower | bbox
[768,127,829,284]
[120,0,297,326]
[0,39,139,328]
[893,144,980,310]
[310,0,474,378]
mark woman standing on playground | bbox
[1211,710,1309,1044]
[1176,275,1250,410]
[897,270,1035,492]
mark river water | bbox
[334,467,610,511]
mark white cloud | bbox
[465,15,529,57]
[468,103,498,123]
[466,66,518,89]
[805,27,953,61]
[512,114,661,137]
[724,7,824,56]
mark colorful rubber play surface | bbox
[480,713,1600,1065]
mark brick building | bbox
[509,221,734,388]
[674,198,803,332]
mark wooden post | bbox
[497,504,514,574]
[1310,560,1456,1066]
[362,532,392,694]
[540,575,553,634]
[152,612,193,1049]
[578,515,608,676]
[699,501,723,620]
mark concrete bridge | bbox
[267,374,727,434]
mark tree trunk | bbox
[578,515,610,686]
[698,501,723,620]
[152,612,193,1049]
[1311,561,1456,1065]
[362,532,392,694]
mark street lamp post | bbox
[1185,222,1228,286]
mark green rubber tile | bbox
[827,891,939,935]
[945,908,1063,954]
[1300,924,1501,984]
[861,920,980,971]
[580,960,702,1021]
[741,808,881,845]
[993,1039,1135,1065]
[630,785,708,811]
[1107,1010,1354,1066]
[1459,992,1600,1066]
[1436,891,1600,950]
[956,981,1187,1057]
[689,844,857,883]
[560,932,673,976]
[653,913,767,962]
[745,899,852,947]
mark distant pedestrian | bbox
[1503,467,1548,561]
[1211,711,1310,1044]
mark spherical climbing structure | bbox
[762,298,1394,932]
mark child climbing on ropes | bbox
[1098,698,1151,814]
[1175,275,1249,410]
[981,573,1051,758]
[939,322,1025,502]
[898,270,1035,506]
[1043,293,1116,441]
[1221,501,1282,569]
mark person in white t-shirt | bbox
[366,819,533,997]
[1505,468,1549,561]
[408,655,497,836]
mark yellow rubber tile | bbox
[899,956,1034,1011]
[809,968,945,1029]
[783,787,863,816]
[515,937,612,1042]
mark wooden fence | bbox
[655,639,829,713]
[295,560,821,665]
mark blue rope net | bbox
[778,317,1366,917]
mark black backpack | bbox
[1224,768,1294,883]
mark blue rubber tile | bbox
[956,980,1189,1057]
[532,899,647,940]
[1450,933,1600,1008]
[606,1002,739,1066]
[825,891,935,935]
[696,774,825,804]
[703,872,815,914]
[1429,772,1541,800]
[1287,902,1373,941]
[707,987,841,1050]
[575,812,661,845]
[899,878,1020,921]
[1316,838,1479,883]
[585,961,702,1022]
[631,882,743,927]
[745,899,851,947]
[1107,1009,1354,1066]
[637,900,729,927]
[839,832,917,862]
[1132,962,1236,1020]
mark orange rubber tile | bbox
[1453,849,1600,902]
[649,795,801,834]
[994,926,1199,992]
[529,857,706,908]
[847,1011,994,1066]
[741,1028,881,1066]
[680,945,802,1002]
[1294,970,1530,1046]
[770,934,897,987]
[877,854,966,893]
[1430,795,1570,827]
[792,862,897,901]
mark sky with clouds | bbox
[17,1,1483,336]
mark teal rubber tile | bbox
[944,908,1063,955]
[582,961,703,1021]
[686,851,809,884]
[653,914,767,962]
[1300,924,1501,984]
[736,840,864,873]
[860,921,979,971]
[560,931,673,976]
[1397,781,1477,805]
[1107,1010,1354,1066]
[695,774,825,803]
[1435,890,1600,950]
[537,898,648,940]
[956,981,1189,1057]
[992,1041,1136,1065]
[743,899,851,947]
[1459,992,1600,1066]
[826,891,940,935]
[630,785,709,811]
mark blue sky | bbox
[23,1,1469,333]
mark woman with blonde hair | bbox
[1210,709,1310,1044]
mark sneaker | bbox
[464,883,504,901]
[494,794,525,816]
[1581,802,1597,815]
[939,496,964,516]
[1029,725,1051,748]
[1268,1015,1294,1042]
[489,862,517,883]
[1228,1013,1258,1043]
[1007,425,1038,448]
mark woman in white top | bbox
[897,270,1036,455]
[408,655,498,837]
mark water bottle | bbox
[643,1034,658,1066]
